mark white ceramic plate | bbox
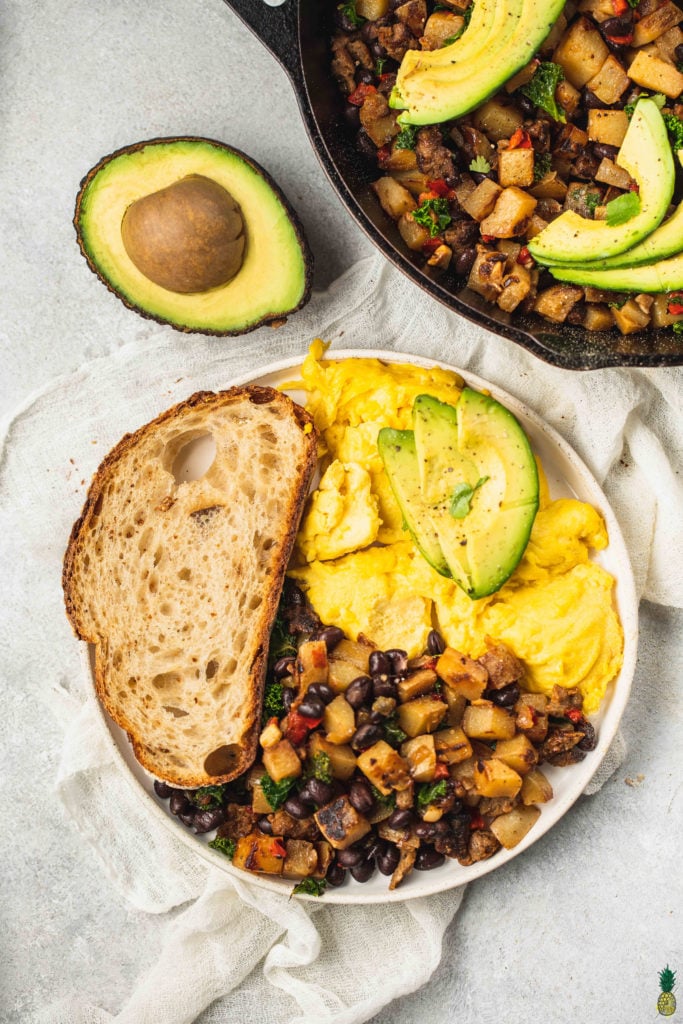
[84,350,639,903]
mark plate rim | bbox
[83,347,639,904]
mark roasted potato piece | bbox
[295,640,328,690]
[460,178,503,221]
[515,693,549,743]
[479,187,537,239]
[498,263,532,313]
[436,647,489,700]
[308,732,357,780]
[587,110,629,148]
[433,726,473,765]
[356,0,390,18]
[314,795,371,850]
[494,733,539,775]
[633,1,683,46]
[420,10,464,49]
[328,658,365,693]
[397,695,448,737]
[472,99,524,141]
[533,284,583,324]
[586,55,630,106]
[262,739,302,783]
[628,49,683,97]
[472,757,523,798]
[372,175,417,221]
[397,668,438,702]
[398,211,432,251]
[553,16,610,88]
[282,839,319,879]
[250,777,275,814]
[489,804,541,849]
[233,834,286,875]
[401,733,437,782]
[332,638,373,672]
[520,768,554,805]
[462,702,516,741]
[323,694,356,744]
[357,739,412,794]
[497,147,535,188]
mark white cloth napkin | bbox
[1,255,681,1024]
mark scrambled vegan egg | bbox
[287,341,624,714]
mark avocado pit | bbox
[121,174,245,294]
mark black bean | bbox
[349,780,375,814]
[299,778,335,807]
[600,13,633,38]
[415,821,437,840]
[432,819,451,835]
[577,719,597,751]
[154,780,173,799]
[326,862,347,887]
[372,675,397,699]
[675,43,683,64]
[387,808,414,830]
[351,722,384,750]
[334,8,358,32]
[257,816,273,835]
[178,810,197,829]
[282,686,296,711]
[346,675,373,708]
[307,682,336,705]
[377,842,400,876]
[343,103,361,129]
[273,656,296,680]
[454,246,477,277]
[385,649,408,675]
[354,65,375,86]
[427,630,445,656]
[370,40,387,60]
[313,625,346,652]
[283,795,311,820]
[169,791,190,816]
[583,88,610,111]
[337,846,365,868]
[517,94,536,117]
[287,583,306,606]
[298,696,325,719]
[592,142,619,161]
[193,806,227,834]
[369,650,391,676]
[486,682,520,708]
[369,710,384,724]
[415,846,446,871]
[350,859,376,883]
[356,129,377,160]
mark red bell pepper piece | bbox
[606,31,633,44]
[427,177,450,197]
[508,127,532,150]
[470,813,486,830]
[566,707,585,725]
[347,82,377,106]
[517,245,535,268]
[611,0,629,14]
[422,237,444,253]
[271,838,288,859]
[285,709,322,746]
[433,762,450,780]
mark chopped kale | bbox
[533,152,552,182]
[605,191,640,227]
[383,714,408,748]
[417,779,448,810]
[585,191,601,216]
[262,679,286,724]
[371,785,397,812]
[189,784,227,809]
[307,751,333,783]
[395,125,418,150]
[664,112,683,151]
[413,196,452,237]
[292,877,327,896]
[520,62,566,122]
[260,773,297,810]
[209,836,236,859]
[337,1,364,27]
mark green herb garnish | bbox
[337,1,364,27]
[260,773,297,810]
[383,714,408,748]
[585,191,601,216]
[375,56,387,76]
[533,152,552,182]
[449,476,488,519]
[672,321,683,333]
[307,751,333,783]
[417,779,448,809]
[292,877,327,897]
[520,62,566,122]
[189,784,227,809]
[209,836,236,859]
[664,112,683,151]
[413,196,452,237]
[604,191,641,226]
[371,785,397,812]
[395,125,418,150]
[469,155,491,174]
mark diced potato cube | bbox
[525,213,549,239]
[628,49,683,97]
[262,739,302,783]
[385,147,418,172]
[553,16,610,87]
[433,726,473,765]
[540,11,568,53]
[656,23,683,62]
[473,757,523,798]
[584,303,615,331]
[357,740,412,794]
[533,284,583,324]
[595,157,634,190]
[586,55,630,105]
[460,178,503,221]
[587,110,630,148]
[462,702,516,741]
[427,243,453,270]
[314,795,371,850]
[578,0,619,22]
[556,79,581,117]
[332,638,373,672]
[443,688,467,727]
[633,1,683,46]
[259,718,282,750]
[494,733,539,775]
[355,0,389,19]
[611,298,651,335]
[498,263,532,313]
[651,292,683,328]
[436,647,489,700]
[420,10,464,49]
[372,175,417,221]
[397,668,438,702]
[479,187,538,239]
[295,640,328,690]
[283,839,319,879]
[251,778,275,814]
[498,147,535,188]
[515,693,549,743]
[520,768,554,805]
[308,732,357,780]
[472,99,523,142]
[401,734,437,782]
[398,211,432,251]
[504,60,539,93]
[233,834,286,875]
[313,840,334,880]
[392,167,430,196]
[323,694,356,745]
[489,804,541,849]
[397,695,448,737]
[328,658,365,693]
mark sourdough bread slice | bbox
[63,386,318,788]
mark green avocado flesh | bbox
[389,0,565,126]
[379,390,539,600]
[74,138,312,335]
[528,100,674,266]
[549,248,683,292]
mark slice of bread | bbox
[63,386,318,788]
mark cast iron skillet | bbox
[223,0,683,370]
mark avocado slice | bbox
[377,428,451,577]
[548,247,683,292]
[528,100,674,265]
[74,137,312,335]
[389,0,566,126]
[415,390,539,600]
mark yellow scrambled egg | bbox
[287,341,624,714]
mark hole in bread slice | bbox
[164,431,217,484]
[204,743,242,777]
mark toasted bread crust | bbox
[63,385,318,788]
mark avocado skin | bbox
[74,137,313,337]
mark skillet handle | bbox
[221,0,303,85]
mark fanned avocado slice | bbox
[528,100,674,265]
[389,0,565,126]
[74,137,312,335]
[377,428,450,577]
[548,247,683,292]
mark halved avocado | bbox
[528,100,674,265]
[74,137,313,335]
[389,0,565,126]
